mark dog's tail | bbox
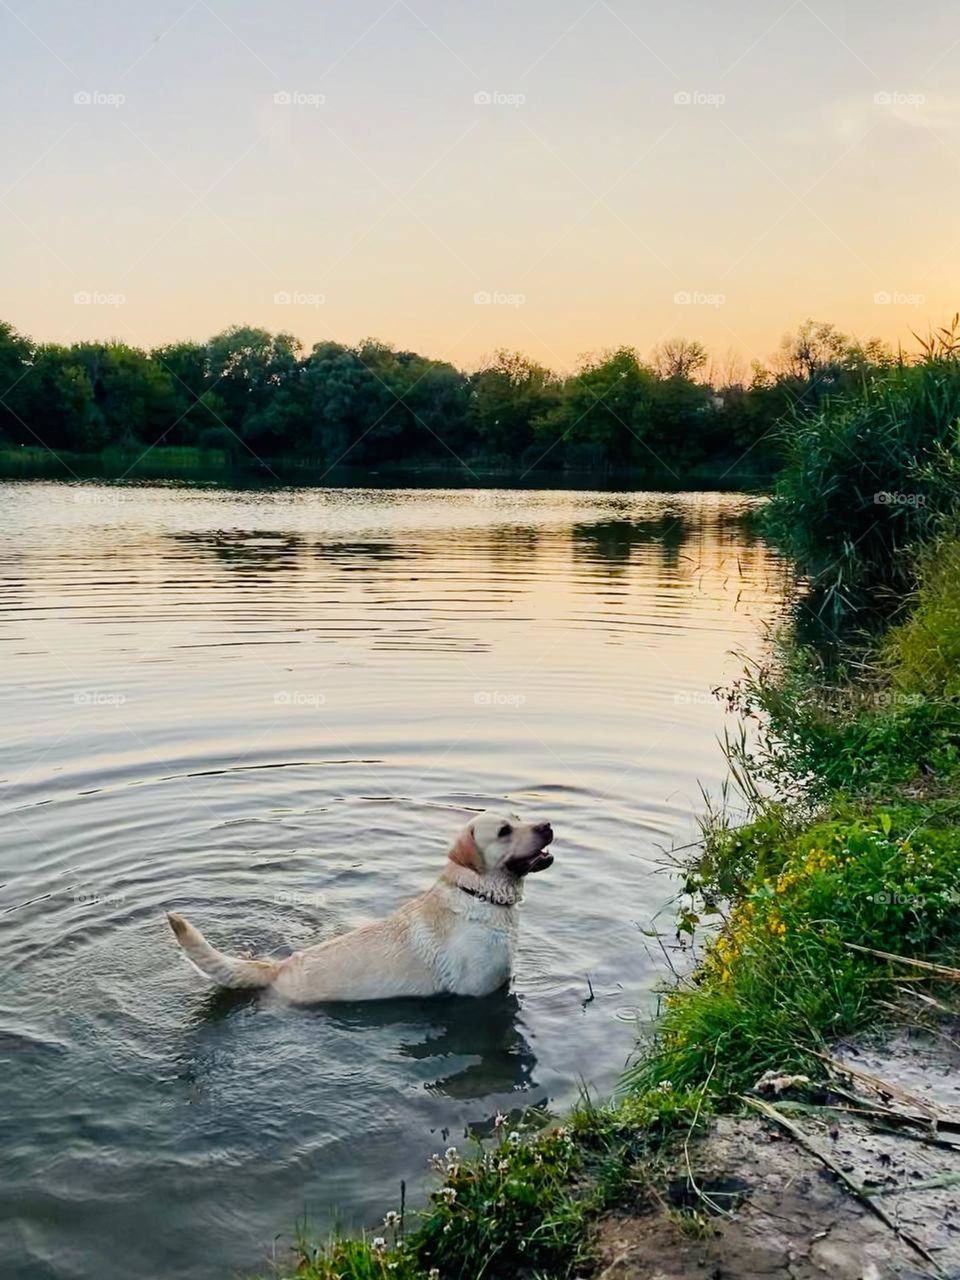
[167,912,280,989]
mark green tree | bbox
[205,326,302,446]
[67,342,179,446]
[468,350,559,459]
[537,347,657,469]
[13,346,104,452]
[0,322,33,443]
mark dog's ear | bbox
[448,825,483,873]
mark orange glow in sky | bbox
[2,1,959,369]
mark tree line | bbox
[0,318,906,474]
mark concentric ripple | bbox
[0,481,787,1280]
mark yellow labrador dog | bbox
[167,810,553,1003]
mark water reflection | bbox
[0,481,787,1280]
[392,993,536,1101]
[186,984,537,1103]
[316,539,408,563]
[572,515,689,569]
[169,529,308,570]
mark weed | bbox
[763,352,960,623]
[885,534,960,699]
[632,809,960,1096]
[284,1088,710,1280]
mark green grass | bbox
[631,806,960,1096]
[885,533,960,699]
[97,445,232,471]
[650,533,960,1100]
[762,353,960,623]
[0,443,235,479]
[715,638,960,813]
[284,1089,710,1280]
[0,444,83,473]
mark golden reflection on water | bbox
[0,482,787,1280]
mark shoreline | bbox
[0,445,774,492]
[263,363,960,1276]
[267,636,960,1279]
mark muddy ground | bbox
[591,1029,960,1280]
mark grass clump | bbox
[762,349,960,623]
[415,1126,590,1279]
[659,557,960,1101]
[885,534,960,699]
[632,808,960,1096]
[283,1089,710,1280]
[717,638,960,814]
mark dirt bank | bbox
[593,1029,960,1280]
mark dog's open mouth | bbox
[508,838,554,875]
[504,826,555,876]
[524,848,554,873]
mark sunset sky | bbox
[3,0,960,371]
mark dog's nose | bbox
[533,822,553,840]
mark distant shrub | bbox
[196,425,239,455]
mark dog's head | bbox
[448,810,554,877]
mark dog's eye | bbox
[498,823,512,838]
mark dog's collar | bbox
[458,883,516,908]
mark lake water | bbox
[0,480,786,1280]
